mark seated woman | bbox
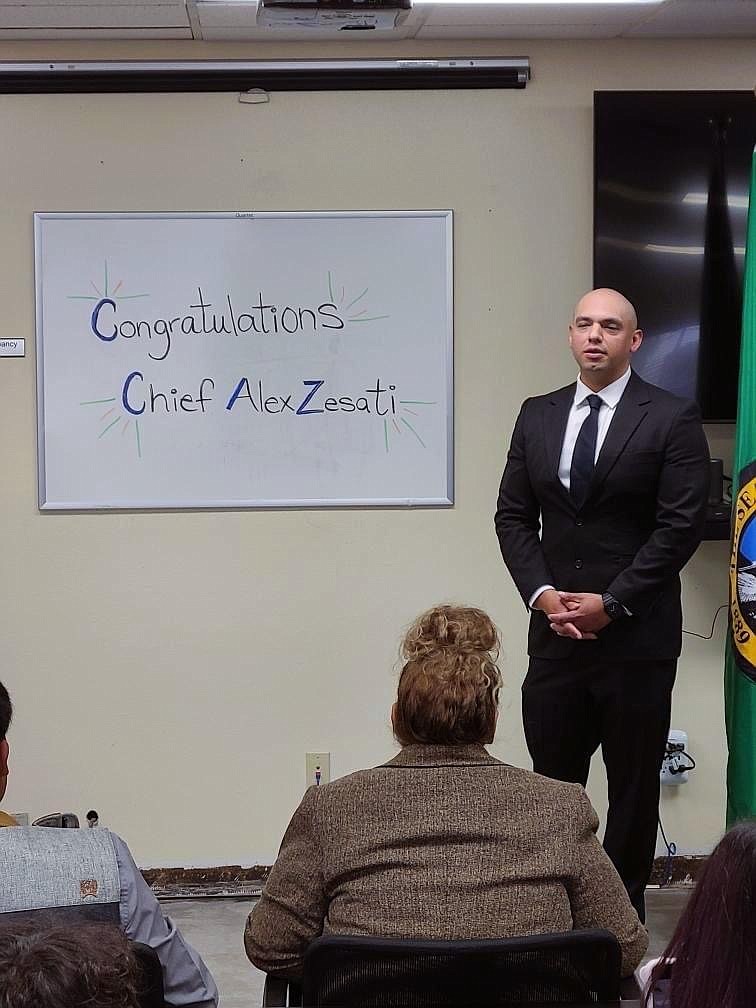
[245,604,647,978]
[638,820,756,1008]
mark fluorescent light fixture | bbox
[682,192,750,209]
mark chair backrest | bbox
[0,826,119,919]
[262,974,302,1006]
[301,930,623,1006]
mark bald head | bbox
[574,289,638,330]
[568,288,643,391]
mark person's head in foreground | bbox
[393,604,501,747]
[0,922,140,1008]
[646,820,756,1008]
[0,681,12,804]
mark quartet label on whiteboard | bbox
[34,211,453,510]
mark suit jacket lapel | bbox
[543,384,576,494]
[588,371,651,500]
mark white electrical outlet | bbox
[660,729,692,786]
[306,752,330,788]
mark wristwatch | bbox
[602,593,625,621]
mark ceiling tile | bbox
[626,0,756,36]
[0,26,193,37]
[0,3,189,28]
[419,2,660,29]
[417,22,623,38]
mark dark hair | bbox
[0,682,11,741]
[394,605,501,746]
[646,820,756,1008]
[0,923,141,1008]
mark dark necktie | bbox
[570,394,602,507]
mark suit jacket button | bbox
[574,559,584,569]
[576,520,584,526]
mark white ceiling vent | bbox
[257,0,410,32]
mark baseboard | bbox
[142,865,270,898]
[648,854,706,885]
[142,855,705,898]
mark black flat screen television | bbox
[594,90,756,422]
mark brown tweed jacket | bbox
[245,744,648,978]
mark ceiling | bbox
[0,0,755,43]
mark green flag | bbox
[727,146,756,826]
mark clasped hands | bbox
[534,589,610,640]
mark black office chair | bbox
[131,941,167,1008]
[263,929,624,1006]
[263,974,302,1006]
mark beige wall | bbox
[0,37,743,866]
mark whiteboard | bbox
[34,212,453,510]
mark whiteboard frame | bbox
[34,210,454,511]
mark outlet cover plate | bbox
[306,752,330,788]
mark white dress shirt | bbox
[529,368,632,610]
[557,368,632,490]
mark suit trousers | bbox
[522,651,676,922]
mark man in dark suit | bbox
[494,288,710,920]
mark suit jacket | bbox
[494,372,710,660]
[245,744,648,978]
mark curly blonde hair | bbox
[394,605,502,746]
